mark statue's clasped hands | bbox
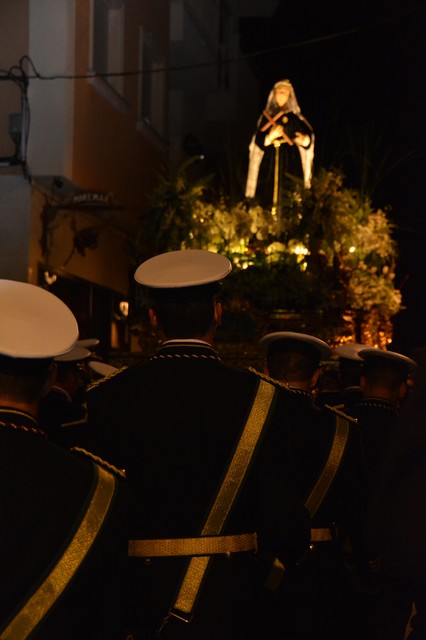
[265,124,285,146]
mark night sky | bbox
[239,0,426,355]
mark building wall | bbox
[0,5,32,282]
[0,176,32,281]
[29,187,130,293]
[0,0,170,352]
[0,0,271,353]
[0,1,29,163]
[23,1,170,295]
[72,0,170,220]
[28,0,76,177]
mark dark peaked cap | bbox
[134,249,232,302]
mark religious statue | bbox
[245,79,314,215]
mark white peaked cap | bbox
[259,331,332,361]
[88,360,119,377]
[0,280,78,358]
[134,249,232,288]
[55,346,91,362]
[358,348,418,375]
[334,343,365,361]
[77,338,100,349]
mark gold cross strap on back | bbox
[0,463,117,640]
[152,377,277,630]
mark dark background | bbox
[238,0,426,356]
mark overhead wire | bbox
[1,4,424,82]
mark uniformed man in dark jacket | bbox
[0,280,129,640]
[258,331,371,640]
[346,348,420,639]
[345,347,418,484]
[85,249,311,639]
[333,342,365,407]
[364,360,426,639]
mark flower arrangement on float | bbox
[130,160,402,349]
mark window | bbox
[139,27,166,137]
[141,43,153,124]
[92,0,125,97]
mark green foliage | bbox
[129,157,215,260]
[132,161,402,339]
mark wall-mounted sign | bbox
[63,191,122,210]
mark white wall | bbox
[0,176,32,281]
[28,0,75,176]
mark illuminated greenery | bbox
[131,160,402,345]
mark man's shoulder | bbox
[245,366,292,392]
[70,446,127,481]
[322,403,359,426]
[86,364,132,394]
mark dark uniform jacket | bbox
[38,386,90,449]
[269,388,370,640]
[362,378,426,639]
[345,396,401,484]
[0,407,129,640]
[315,385,363,410]
[85,340,311,639]
[366,426,426,639]
[283,390,368,534]
[340,385,364,408]
[341,397,406,638]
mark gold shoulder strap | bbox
[163,378,276,627]
[0,463,117,640]
[304,411,350,518]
